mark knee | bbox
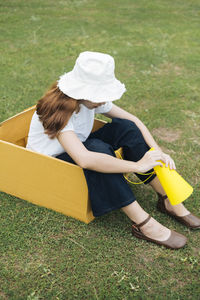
[113,118,141,136]
[84,138,115,156]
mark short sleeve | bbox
[60,115,74,133]
[95,102,113,114]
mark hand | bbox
[136,150,165,173]
[136,150,176,173]
[160,152,176,170]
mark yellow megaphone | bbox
[150,148,193,205]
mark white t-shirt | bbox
[26,102,112,157]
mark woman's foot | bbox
[121,200,187,248]
[139,216,171,241]
[164,196,190,217]
[132,215,187,249]
[157,193,200,229]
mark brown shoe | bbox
[132,215,187,249]
[157,193,200,230]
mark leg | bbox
[89,118,156,184]
[83,138,136,216]
[122,201,187,249]
[92,118,192,218]
[150,177,200,229]
[56,140,187,247]
[121,201,171,241]
[149,176,190,216]
[57,138,136,217]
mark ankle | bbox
[140,217,171,241]
[165,198,190,217]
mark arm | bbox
[104,104,161,151]
[104,104,176,169]
[57,130,164,173]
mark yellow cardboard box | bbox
[0,106,122,223]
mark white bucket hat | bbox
[57,51,126,103]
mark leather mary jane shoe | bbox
[132,215,187,249]
[157,193,200,230]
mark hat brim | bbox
[57,71,126,103]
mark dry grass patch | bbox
[0,291,8,300]
[153,62,183,76]
[152,127,181,142]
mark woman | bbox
[26,51,200,249]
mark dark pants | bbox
[56,118,156,217]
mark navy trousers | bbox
[56,118,156,217]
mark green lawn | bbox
[0,0,200,299]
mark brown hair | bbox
[36,82,79,139]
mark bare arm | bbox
[104,104,176,169]
[57,130,164,173]
[104,104,161,151]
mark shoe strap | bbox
[132,214,151,230]
[157,193,168,200]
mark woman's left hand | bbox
[160,152,176,170]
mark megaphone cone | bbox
[150,148,193,205]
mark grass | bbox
[0,0,200,299]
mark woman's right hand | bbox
[136,150,164,173]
